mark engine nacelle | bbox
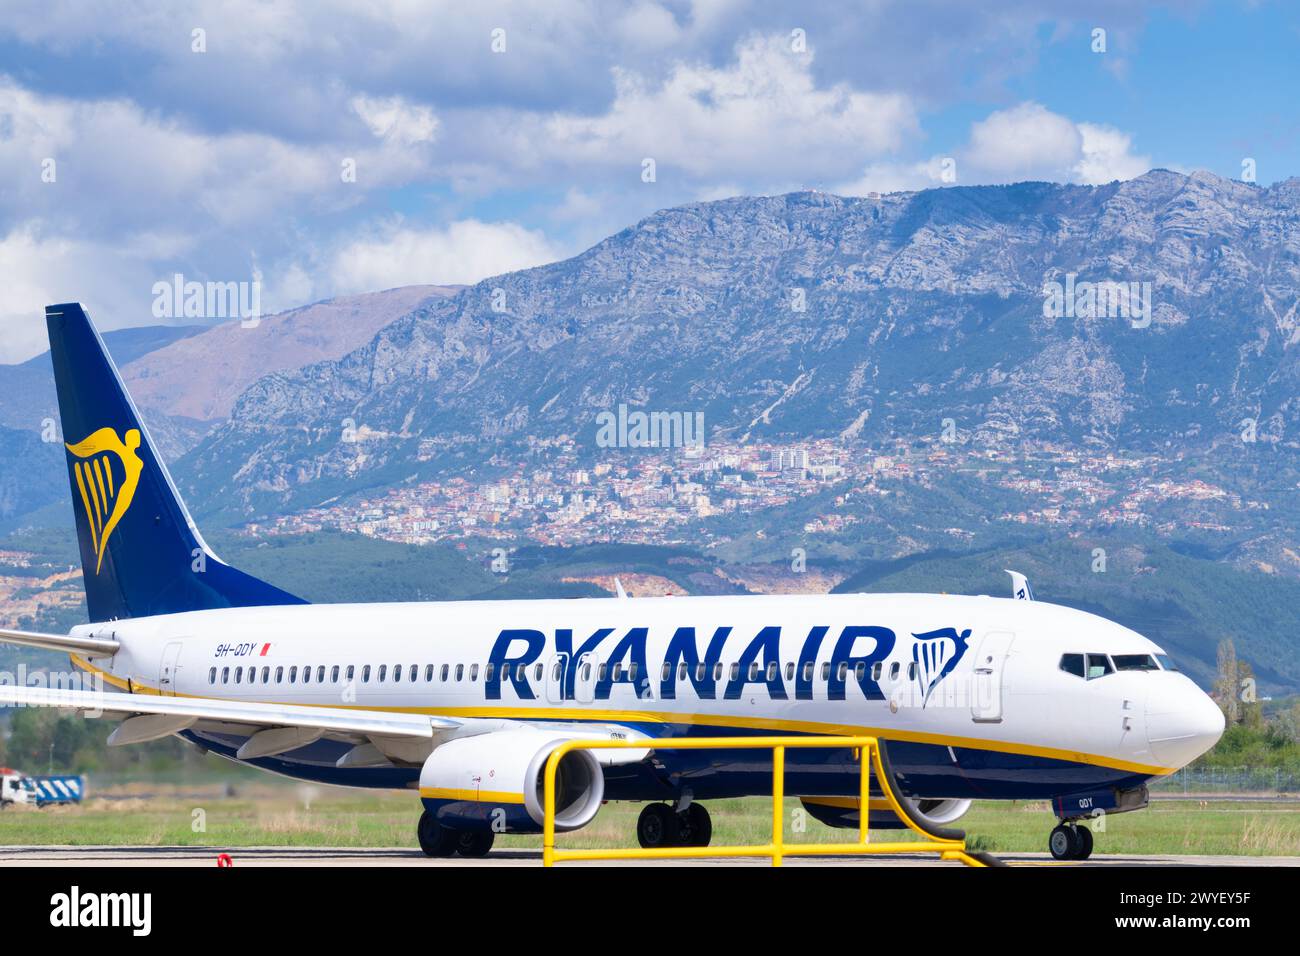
[419,730,605,834]
[800,796,972,831]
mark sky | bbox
[0,0,1297,361]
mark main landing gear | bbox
[637,802,713,849]
[1048,821,1094,861]
[418,809,496,858]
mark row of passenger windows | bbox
[208,658,921,687]
[1059,652,1173,680]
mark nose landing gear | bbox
[1048,821,1094,861]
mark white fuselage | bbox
[67,591,1223,799]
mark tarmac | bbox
[0,845,1294,867]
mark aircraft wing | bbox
[0,627,119,658]
[0,683,459,751]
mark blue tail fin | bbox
[46,303,305,621]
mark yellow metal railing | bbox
[542,735,989,867]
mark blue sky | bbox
[0,0,1296,360]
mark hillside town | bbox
[244,435,1266,548]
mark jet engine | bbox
[800,796,972,832]
[419,729,605,834]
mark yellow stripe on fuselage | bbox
[68,655,1176,776]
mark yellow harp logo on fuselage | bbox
[65,427,144,574]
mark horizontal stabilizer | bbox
[0,627,119,658]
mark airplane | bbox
[0,302,1225,861]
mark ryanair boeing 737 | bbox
[0,303,1224,860]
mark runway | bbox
[0,845,1294,867]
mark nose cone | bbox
[1146,681,1226,769]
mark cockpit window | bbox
[1085,654,1113,679]
[1156,654,1178,672]
[1113,654,1159,671]
[1059,653,1085,678]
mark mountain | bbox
[120,285,461,422]
[180,170,1300,519]
[0,286,460,529]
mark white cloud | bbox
[351,95,439,145]
[964,102,1083,180]
[543,35,918,182]
[1073,122,1151,184]
[327,219,564,295]
[841,101,1151,194]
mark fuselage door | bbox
[970,631,1014,723]
[574,652,597,704]
[158,641,184,697]
[545,653,569,704]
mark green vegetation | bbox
[1,784,1295,858]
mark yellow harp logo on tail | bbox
[65,427,144,574]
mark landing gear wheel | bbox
[1073,824,1094,860]
[676,803,712,847]
[418,810,456,857]
[1048,823,1080,860]
[637,803,680,848]
[454,830,495,858]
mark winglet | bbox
[1004,569,1034,601]
[613,577,628,599]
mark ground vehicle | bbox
[0,768,85,807]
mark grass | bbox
[2,782,1299,857]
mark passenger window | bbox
[869,662,880,681]
[534,663,543,681]
[856,662,866,681]
[598,663,608,681]
[275,666,283,683]
[317,666,326,683]
[440,664,449,682]
[303,666,311,684]
[426,665,434,682]
[662,662,672,681]
[484,664,494,682]
[209,667,216,685]
[729,663,740,681]
[222,667,229,683]
[612,663,623,681]
[803,662,813,682]
[821,662,830,680]
[235,666,243,684]
[713,663,722,681]
[748,662,759,681]
[331,665,339,683]
[552,661,562,681]
[470,664,479,681]
[362,665,371,683]
[907,662,916,680]
[409,665,417,682]
[767,662,778,681]
[581,663,591,680]
[345,665,354,682]
[262,666,270,683]
[455,664,464,682]
[378,665,387,682]
[393,665,401,683]
[1059,653,1085,678]
[1086,654,1114,679]
[785,662,795,681]
[247,668,255,685]
[696,663,707,681]
[838,662,848,681]
[889,662,900,680]
[629,663,638,682]
[289,666,298,683]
